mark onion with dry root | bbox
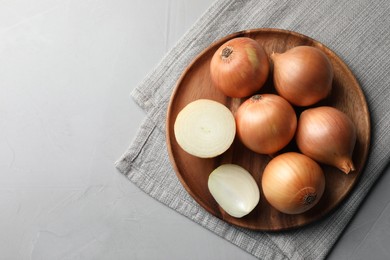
[271,46,333,106]
[235,94,297,154]
[174,99,236,158]
[210,37,269,98]
[262,152,325,215]
[296,106,357,174]
[208,164,260,218]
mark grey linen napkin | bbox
[116,0,390,259]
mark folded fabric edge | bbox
[127,0,237,116]
[121,166,291,259]
[115,120,156,176]
[113,114,390,260]
[114,118,294,260]
[118,87,390,260]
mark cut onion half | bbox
[208,164,260,218]
[174,99,236,158]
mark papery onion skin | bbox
[208,164,260,218]
[271,46,333,106]
[261,152,325,215]
[210,37,270,98]
[296,106,357,174]
[235,94,297,154]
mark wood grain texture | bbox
[166,28,370,231]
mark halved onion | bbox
[208,164,260,218]
[174,99,236,158]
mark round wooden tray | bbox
[166,28,370,231]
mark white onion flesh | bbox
[174,99,236,158]
[208,164,260,218]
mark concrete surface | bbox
[0,1,389,259]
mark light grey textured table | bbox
[1,1,389,259]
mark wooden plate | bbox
[166,28,370,231]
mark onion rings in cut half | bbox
[174,99,236,158]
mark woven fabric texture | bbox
[116,0,390,259]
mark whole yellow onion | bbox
[261,152,325,214]
[210,37,270,98]
[271,46,333,106]
[296,106,357,174]
[235,94,297,154]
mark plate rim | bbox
[165,28,371,231]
